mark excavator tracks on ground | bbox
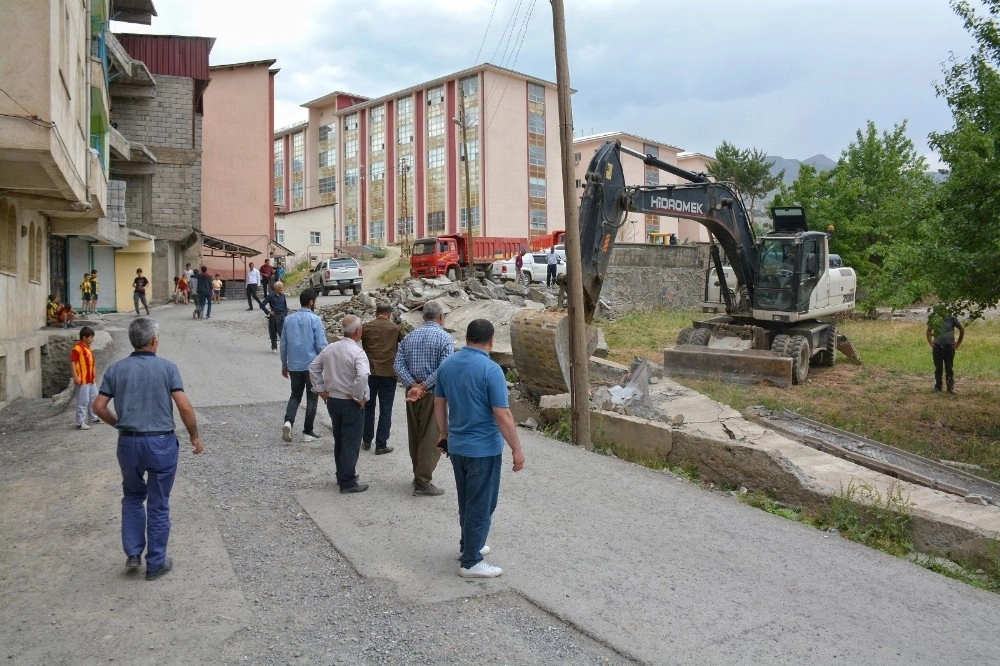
[752,408,1000,502]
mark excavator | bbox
[510,140,860,394]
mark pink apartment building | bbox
[273,64,565,262]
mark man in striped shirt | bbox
[394,300,454,496]
[71,326,101,430]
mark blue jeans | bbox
[363,376,397,448]
[200,293,212,318]
[116,433,179,572]
[326,397,364,488]
[451,453,502,568]
[283,370,318,434]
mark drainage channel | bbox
[750,408,1000,504]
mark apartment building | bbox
[0,0,151,407]
[273,64,565,263]
[572,132,711,244]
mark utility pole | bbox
[399,156,411,257]
[455,85,475,276]
[551,0,591,450]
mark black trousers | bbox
[246,284,262,309]
[932,343,956,389]
[546,264,557,287]
[267,312,286,349]
[326,397,364,488]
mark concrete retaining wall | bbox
[602,243,710,313]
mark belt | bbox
[118,430,174,437]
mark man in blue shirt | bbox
[281,289,328,442]
[435,319,525,578]
[394,300,454,496]
[92,317,204,581]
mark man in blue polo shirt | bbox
[434,319,525,578]
[92,317,204,581]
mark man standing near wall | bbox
[394,300,454,496]
[246,262,263,311]
[361,302,405,455]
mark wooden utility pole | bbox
[551,0,591,450]
[457,85,475,276]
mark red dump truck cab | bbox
[410,234,526,280]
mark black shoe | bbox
[375,446,394,455]
[126,554,141,570]
[247,307,253,311]
[340,483,369,494]
[934,386,942,392]
[145,557,173,581]
[362,441,372,451]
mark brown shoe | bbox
[413,483,444,496]
[340,483,369,494]
[375,446,394,455]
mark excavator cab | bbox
[754,238,798,311]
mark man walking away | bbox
[71,326,101,429]
[546,246,559,287]
[194,265,213,319]
[361,302,405,455]
[926,306,966,394]
[92,317,204,581]
[309,314,370,493]
[281,289,327,443]
[394,300,454,496]
[262,281,289,353]
[246,262,263,311]
[132,268,150,316]
[435,319,525,578]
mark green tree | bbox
[924,0,1000,318]
[773,121,938,310]
[707,141,785,215]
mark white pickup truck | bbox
[310,257,363,296]
[489,251,565,284]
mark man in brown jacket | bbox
[361,302,406,454]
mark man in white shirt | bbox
[245,261,263,311]
[309,314,371,493]
[546,246,559,287]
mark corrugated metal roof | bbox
[116,34,215,80]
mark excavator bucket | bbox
[837,334,862,365]
[509,309,601,397]
[662,345,794,388]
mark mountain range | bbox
[765,155,838,185]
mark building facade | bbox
[201,60,279,279]
[0,0,152,408]
[273,64,566,264]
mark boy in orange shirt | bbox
[71,326,101,429]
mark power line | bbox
[474,0,501,65]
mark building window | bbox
[370,162,385,181]
[427,113,445,137]
[397,215,414,236]
[292,133,304,173]
[427,211,445,234]
[344,224,359,243]
[530,209,547,231]
[369,106,384,123]
[345,168,359,187]
[319,176,336,194]
[643,143,659,158]
[426,85,444,106]
[1,199,17,274]
[529,144,545,167]
[274,139,284,177]
[644,167,659,187]
[344,138,358,159]
[573,151,581,163]
[370,219,385,240]
[370,131,385,152]
[275,229,285,243]
[528,82,545,103]
[344,113,358,131]
[273,184,284,205]
[463,139,479,162]
[291,181,304,208]
[427,147,445,169]
[461,76,478,97]
[460,206,480,229]
[528,111,544,135]
[309,231,321,244]
[529,177,546,199]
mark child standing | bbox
[212,274,222,303]
[89,270,99,313]
[80,272,92,313]
[71,326,101,430]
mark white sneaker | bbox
[458,561,503,578]
[282,421,292,443]
[302,432,320,442]
[76,423,90,430]
[455,545,491,560]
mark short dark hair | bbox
[466,319,494,344]
[375,302,392,315]
[79,326,95,339]
[300,288,318,306]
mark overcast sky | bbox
[115,0,977,164]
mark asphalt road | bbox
[2,295,999,665]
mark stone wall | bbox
[601,242,711,313]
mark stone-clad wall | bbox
[601,243,711,313]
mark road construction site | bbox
[2,266,999,664]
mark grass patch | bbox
[738,491,800,521]
[377,258,410,286]
[804,480,913,557]
[541,408,573,443]
[598,309,1000,482]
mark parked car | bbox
[489,252,565,284]
[310,257,363,296]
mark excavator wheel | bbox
[770,334,791,356]
[689,328,712,346]
[815,324,837,367]
[677,327,695,345]
[786,335,811,384]
[510,309,600,397]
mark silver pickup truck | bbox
[310,257,363,296]
[489,251,565,284]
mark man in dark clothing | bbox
[260,258,274,298]
[926,307,966,393]
[262,281,289,353]
[361,302,405,455]
[194,265,213,319]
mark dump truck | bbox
[529,230,565,252]
[409,234,525,280]
[509,140,860,395]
